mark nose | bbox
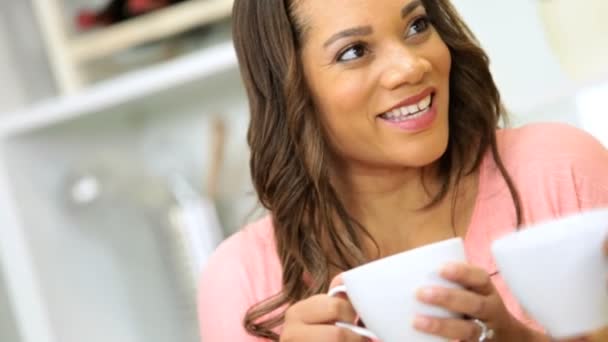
[379,45,432,89]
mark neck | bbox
[335,164,440,211]
[331,160,477,257]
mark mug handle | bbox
[328,285,378,340]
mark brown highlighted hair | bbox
[232,0,522,340]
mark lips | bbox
[379,93,433,122]
[375,87,438,132]
[378,88,435,122]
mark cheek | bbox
[324,73,372,116]
[423,31,452,82]
[317,73,375,143]
[316,75,378,157]
[432,39,452,81]
[428,39,452,109]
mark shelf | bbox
[71,0,234,62]
[0,40,238,138]
[30,0,234,93]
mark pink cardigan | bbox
[198,123,608,341]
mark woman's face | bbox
[297,0,452,172]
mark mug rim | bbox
[492,207,608,254]
[343,236,465,277]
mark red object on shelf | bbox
[75,0,188,30]
[77,11,102,29]
[128,0,170,14]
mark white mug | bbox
[491,207,608,339]
[328,237,467,342]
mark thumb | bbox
[328,274,351,301]
[329,273,344,289]
[329,274,368,333]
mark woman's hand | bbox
[280,278,368,342]
[413,262,545,342]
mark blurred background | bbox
[0,1,606,342]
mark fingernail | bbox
[413,316,433,330]
[419,288,437,301]
[442,263,460,278]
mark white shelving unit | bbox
[31,0,234,94]
[0,40,237,137]
[0,36,253,342]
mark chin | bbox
[398,144,448,168]
[398,122,449,168]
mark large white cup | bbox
[491,208,608,339]
[328,237,466,342]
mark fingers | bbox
[416,286,491,320]
[440,262,493,295]
[281,324,369,342]
[282,293,367,342]
[413,315,480,341]
[285,294,358,325]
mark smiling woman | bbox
[197,1,608,341]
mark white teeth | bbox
[406,104,418,115]
[418,95,431,111]
[382,94,433,121]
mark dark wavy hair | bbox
[232,0,522,340]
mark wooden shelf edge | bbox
[0,41,238,138]
[70,0,234,62]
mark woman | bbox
[198,0,608,341]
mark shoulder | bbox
[492,122,608,213]
[495,122,607,171]
[216,215,276,257]
[200,215,277,289]
[197,215,281,341]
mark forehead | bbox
[294,0,419,39]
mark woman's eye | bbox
[406,16,431,37]
[337,44,367,62]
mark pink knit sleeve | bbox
[560,125,608,209]
[197,233,266,342]
[513,123,608,213]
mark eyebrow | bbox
[322,1,423,49]
[401,0,422,18]
[323,26,373,48]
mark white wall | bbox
[0,264,21,342]
[539,0,608,82]
[0,0,56,114]
[451,0,573,115]
[0,27,27,114]
[0,8,29,340]
[577,82,608,147]
[452,0,608,144]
